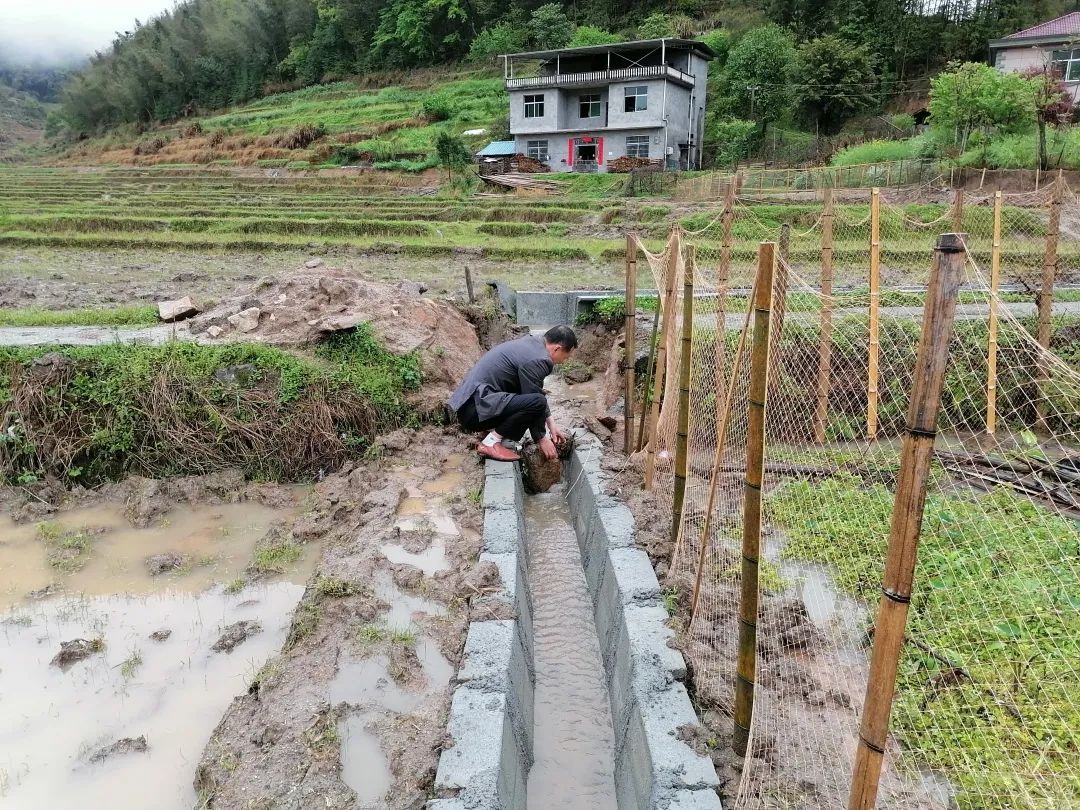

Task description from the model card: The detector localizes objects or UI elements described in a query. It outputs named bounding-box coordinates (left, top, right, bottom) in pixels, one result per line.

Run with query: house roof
left=504, top=38, right=716, bottom=62
left=476, top=140, right=516, bottom=157
left=1000, top=12, right=1080, bottom=42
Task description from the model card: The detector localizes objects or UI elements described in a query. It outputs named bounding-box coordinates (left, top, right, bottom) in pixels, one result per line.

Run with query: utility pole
left=748, top=84, right=760, bottom=121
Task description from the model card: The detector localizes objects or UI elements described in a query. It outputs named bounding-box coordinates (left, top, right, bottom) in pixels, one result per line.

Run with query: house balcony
left=506, top=65, right=694, bottom=90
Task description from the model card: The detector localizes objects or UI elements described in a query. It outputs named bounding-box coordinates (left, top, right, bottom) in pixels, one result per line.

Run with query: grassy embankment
left=0, top=326, right=421, bottom=485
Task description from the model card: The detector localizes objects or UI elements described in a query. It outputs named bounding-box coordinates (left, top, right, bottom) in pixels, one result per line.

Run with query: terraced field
left=2, top=166, right=1076, bottom=315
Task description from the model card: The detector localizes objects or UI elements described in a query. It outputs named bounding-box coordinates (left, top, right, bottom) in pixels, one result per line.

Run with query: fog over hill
left=0, top=0, right=173, bottom=68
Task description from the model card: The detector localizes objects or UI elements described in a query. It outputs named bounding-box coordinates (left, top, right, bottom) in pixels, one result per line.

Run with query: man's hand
left=539, top=436, right=557, bottom=461
left=546, top=417, right=565, bottom=445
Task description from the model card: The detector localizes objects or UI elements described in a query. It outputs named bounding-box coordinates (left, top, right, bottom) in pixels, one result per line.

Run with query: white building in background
left=989, top=12, right=1080, bottom=102
left=501, top=39, right=715, bottom=172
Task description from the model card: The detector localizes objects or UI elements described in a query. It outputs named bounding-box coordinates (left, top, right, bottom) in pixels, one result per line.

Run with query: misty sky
left=0, top=0, right=176, bottom=67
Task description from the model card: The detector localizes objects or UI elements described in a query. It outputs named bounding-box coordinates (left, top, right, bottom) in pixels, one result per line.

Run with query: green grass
left=0, top=305, right=159, bottom=327
left=119, top=649, right=143, bottom=679
left=830, top=139, right=918, bottom=166
left=770, top=478, right=1080, bottom=808
left=252, top=536, right=303, bottom=574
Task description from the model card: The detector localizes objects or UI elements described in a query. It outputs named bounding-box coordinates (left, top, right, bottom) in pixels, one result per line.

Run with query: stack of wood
left=608, top=156, right=663, bottom=173
left=480, top=173, right=563, bottom=191
left=510, top=154, right=551, bottom=173
left=936, top=450, right=1080, bottom=513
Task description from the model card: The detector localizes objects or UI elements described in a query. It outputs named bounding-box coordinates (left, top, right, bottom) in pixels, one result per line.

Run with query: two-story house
left=502, top=38, right=714, bottom=172
left=989, top=12, right=1080, bottom=102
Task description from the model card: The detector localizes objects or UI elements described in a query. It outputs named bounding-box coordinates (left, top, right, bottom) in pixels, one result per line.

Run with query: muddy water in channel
left=524, top=485, right=618, bottom=810
left=0, top=501, right=311, bottom=809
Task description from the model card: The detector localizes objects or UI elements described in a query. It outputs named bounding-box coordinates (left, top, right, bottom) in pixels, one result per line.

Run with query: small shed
left=475, top=140, right=517, bottom=174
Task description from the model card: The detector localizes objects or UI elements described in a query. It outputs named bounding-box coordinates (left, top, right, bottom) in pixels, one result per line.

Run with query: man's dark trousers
left=456, top=393, right=547, bottom=442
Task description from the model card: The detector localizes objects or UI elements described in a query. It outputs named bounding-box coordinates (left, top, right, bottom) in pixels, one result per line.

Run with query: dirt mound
left=188, top=267, right=483, bottom=411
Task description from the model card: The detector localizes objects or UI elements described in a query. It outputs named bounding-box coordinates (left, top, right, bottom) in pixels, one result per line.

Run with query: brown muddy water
left=524, top=485, right=618, bottom=810
left=0, top=500, right=312, bottom=809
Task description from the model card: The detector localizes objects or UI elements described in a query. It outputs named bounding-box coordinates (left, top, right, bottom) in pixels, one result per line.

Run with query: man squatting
left=448, top=326, right=578, bottom=462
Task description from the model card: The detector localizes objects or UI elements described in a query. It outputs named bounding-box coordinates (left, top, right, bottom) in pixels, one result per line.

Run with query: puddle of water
left=0, top=584, right=303, bottom=810
left=421, top=469, right=465, bottom=495
left=397, top=497, right=427, bottom=516
left=372, top=571, right=447, bottom=630
left=524, top=486, right=618, bottom=810
left=0, top=501, right=311, bottom=609
left=339, top=715, right=392, bottom=809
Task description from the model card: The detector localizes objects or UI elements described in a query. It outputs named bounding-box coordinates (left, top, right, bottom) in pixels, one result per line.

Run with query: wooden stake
left=625, top=233, right=638, bottom=454
left=1035, top=173, right=1063, bottom=432
left=645, top=226, right=682, bottom=489
left=986, top=191, right=1002, bottom=435
left=814, top=188, right=835, bottom=444
left=464, top=265, right=475, bottom=303
left=732, top=241, right=776, bottom=757
left=867, top=187, right=882, bottom=440
left=636, top=306, right=660, bottom=452
left=774, top=222, right=791, bottom=350
left=671, top=247, right=695, bottom=545
left=952, top=188, right=964, bottom=232
left=847, top=232, right=966, bottom=810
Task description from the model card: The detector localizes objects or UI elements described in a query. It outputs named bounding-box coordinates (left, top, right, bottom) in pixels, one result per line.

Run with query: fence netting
left=627, top=179, right=1079, bottom=809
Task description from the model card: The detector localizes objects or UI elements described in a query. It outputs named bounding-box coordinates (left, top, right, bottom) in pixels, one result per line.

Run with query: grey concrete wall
left=565, top=433, right=723, bottom=810
left=509, top=88, right=563, bottom=135
left=606, top=79, right=666, bottom=131
left=430, top=460, right=534, bottom=810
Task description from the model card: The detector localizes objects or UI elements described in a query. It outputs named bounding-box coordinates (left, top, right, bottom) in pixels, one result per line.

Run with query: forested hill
left=56, top=0, right=1071, bottom=134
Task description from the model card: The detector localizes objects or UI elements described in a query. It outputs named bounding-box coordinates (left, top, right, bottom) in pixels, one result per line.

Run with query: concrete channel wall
left=565, top=433, right=722, bottom=810
left=432, top=442, right=720, bottom=809
left=431, top=460, right=534, bottom=810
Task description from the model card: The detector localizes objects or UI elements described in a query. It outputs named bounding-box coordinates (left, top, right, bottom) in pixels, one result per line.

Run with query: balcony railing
left=506, top=65, right=694, bottom=89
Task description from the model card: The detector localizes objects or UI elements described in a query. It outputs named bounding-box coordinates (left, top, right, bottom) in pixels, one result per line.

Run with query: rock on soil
left=211, top=620, right=262, bottom=653
left=88, top=735, right=148, bottom=763
left=50, top=638, right=103, bottom=669
left=187, top=267, right=482, bottom=412
left=145, top=552, right=188, bottom=576
left=149, top=629, right=172, bottom=642
left=157, top=296, right=199, bottom=322
left=521, top=443, right=563, bottom=494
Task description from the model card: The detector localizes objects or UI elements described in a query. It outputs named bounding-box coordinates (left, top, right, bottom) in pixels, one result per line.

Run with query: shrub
left=207, top=130, right=225, bottom=147
left=568, top=26, right=620, bottom=47
left=891, top=113, right=915, bottom=133
left=181, top=121, right=204, bottom=138
left=133, top=136, right=169, bottom=155
left=274, top=123, right=327, bottom=149
left=830, top=139, right=917, bottom=166
left=420, top=95, right=452, bottom=122
left=468, top=22, right=527, bottom=62
left=705, top=117, right=756, bottom=167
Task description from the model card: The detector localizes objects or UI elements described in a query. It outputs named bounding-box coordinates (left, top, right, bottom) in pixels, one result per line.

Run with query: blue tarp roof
left=476, top=140, right=516, bottom=157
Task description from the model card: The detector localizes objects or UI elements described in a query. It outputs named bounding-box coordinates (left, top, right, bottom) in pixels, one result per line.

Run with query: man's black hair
left=544, top=325, right=578, bottom=349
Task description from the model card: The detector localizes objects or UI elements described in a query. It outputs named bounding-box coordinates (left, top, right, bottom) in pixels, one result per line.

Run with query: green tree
left=527, top=4, right=573, bottom=50
left=793, top=35, right=878, bottom=133
left=929, top=61, right=1034, bottom=152
left=636, top=11, right=696, bottom=39
left=568, top=26, right=621, bottom=47
left=717, top=25, right=797, bottom=129
left=435, top=129, right=472, bottom=181
left=468, top=22, right=527, bottom=62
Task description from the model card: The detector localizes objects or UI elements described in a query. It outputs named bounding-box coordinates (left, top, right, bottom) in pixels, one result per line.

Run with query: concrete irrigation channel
left=431, top=444, right=722, bottom=810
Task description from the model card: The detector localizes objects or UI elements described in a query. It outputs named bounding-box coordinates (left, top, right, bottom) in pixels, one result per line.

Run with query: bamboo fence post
left=986, top=191, right=1002, bottom=435
left=671, top=247, right=695, bottom=545
left=814, top=188, right=835, bottom=444
left=732, top=241, right=776, bottom=758
left=1035, top=172, right=1063, bottom=432
left=625, top=233, right=638, bottom=454
left=867, top=187, right=882, bottom=440
left=636, top=306, right=660, bottom=452
left=847, top=232, right=966, bottom=810
left=645, top=226, right=683, bottom=489
left=714, top=181, right=735, bottom=424
left=775, top=223, right=791, bottom=339
left=953, top=188, right=965, bottom=232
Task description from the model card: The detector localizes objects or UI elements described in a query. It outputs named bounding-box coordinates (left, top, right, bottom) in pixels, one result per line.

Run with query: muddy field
left=0, top=426, right=487, bottom=809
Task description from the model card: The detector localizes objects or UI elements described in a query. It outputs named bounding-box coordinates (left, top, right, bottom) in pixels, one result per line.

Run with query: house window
left=1052, top=48, right=1080, bottom=82
left=524, top=94, right=545, bottom=118
left=526, top=140, right=549, bottom=161
left=624, top=86, right=648, bottom=113
left=626, top=136, right=650, bottom=158
left=579, top=93, right=601, bottom=118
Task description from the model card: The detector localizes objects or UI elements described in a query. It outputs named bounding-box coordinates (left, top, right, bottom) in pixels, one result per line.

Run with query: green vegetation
left=0, top=305, right=158, bottom=327
left=119, top=650, right=144, bottom=679
left=830, top=139, right=918, bottom=166
left=223, top=577, right=247, bottom=594
left=37, top=521, right=95, bottom=574
left=770, top=478, right=1079, bottom=808
left=312, top=576, right=361, bottom=598
left=252, top=535, right=304, bottom=574
left=0, top=323, right=422, bottom=484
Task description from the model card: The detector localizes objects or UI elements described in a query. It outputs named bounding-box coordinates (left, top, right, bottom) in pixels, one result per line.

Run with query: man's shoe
left=478, top=442, right=520, bottom=462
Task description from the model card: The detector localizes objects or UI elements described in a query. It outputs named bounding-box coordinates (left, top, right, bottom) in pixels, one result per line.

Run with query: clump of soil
left=50, top=638, right=104, bottom=669
left=520, top=434, right=574, bottom=493
left=149, top=629, right=172, bottom=642
left=88, top=735, right=148, bottom=763
left=211, top=620, right=262, bottom=653
left=187, top=267, right=483, bottom=411
left=145, top=552, right=188, bottom=576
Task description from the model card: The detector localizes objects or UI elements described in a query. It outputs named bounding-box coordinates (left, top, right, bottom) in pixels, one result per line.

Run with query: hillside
left=0, top=84, right=50, bottom=162
left=57, top=69, right=506, bottom=170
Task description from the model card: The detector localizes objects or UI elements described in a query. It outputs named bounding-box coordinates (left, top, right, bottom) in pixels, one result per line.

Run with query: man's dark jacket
left=448, top=335, right=552, bottom=421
